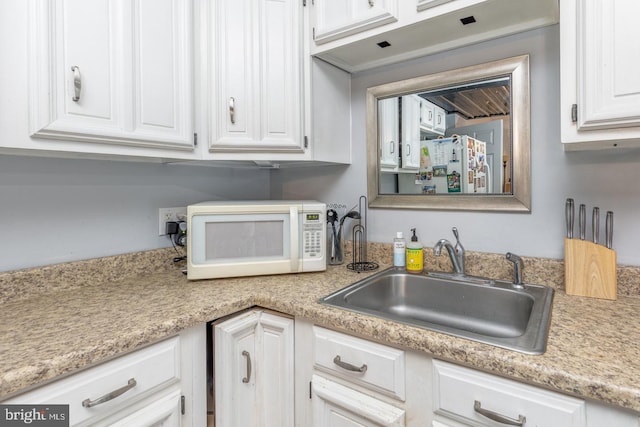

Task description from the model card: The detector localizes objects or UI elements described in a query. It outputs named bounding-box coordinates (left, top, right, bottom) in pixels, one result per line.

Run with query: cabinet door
left=214, top=310, right=294, bottom=427
left=312, top=375, right=405, bottom=427
left=214, top=310, right=259, bottom=427
left=433, top=106, right=446, bottom=134
left=258, top=312, right=295, bottom=427
left=420, top=100, right=435, bottom=130
left=209, top=0, right=304, bottom=153
left=379, top=97, right=399, bottom=169
left=29, top=0, right=194, bottom=151
left=401, top=95, right=421, bottom=169
left=131, top=0, right=194, bottom=147
left=36, top=0, right=124, bottom=136
left=313, top=0, right=399, bottom=44
left=560, top=0, right=640, bottom=148
left=575, top=0, right=640, bottom=131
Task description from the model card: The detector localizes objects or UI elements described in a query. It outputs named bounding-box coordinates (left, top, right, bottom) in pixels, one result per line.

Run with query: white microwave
left=187, top=200, right=326, bottom=280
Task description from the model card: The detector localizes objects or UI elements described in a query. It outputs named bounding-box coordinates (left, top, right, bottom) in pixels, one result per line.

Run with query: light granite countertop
left=1, top=247, right=639, bottom=414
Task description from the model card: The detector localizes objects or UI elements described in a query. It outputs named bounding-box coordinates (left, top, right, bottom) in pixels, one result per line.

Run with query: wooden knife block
left=564, top=238, right=617, bottom=300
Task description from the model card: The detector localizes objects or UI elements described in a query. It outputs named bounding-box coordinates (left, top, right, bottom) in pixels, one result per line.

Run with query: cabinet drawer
left=313, top=326, right=405, bottom=400
left=6, top=336, right=180, bottom=425
left=433, top=360, right=586, bottom=427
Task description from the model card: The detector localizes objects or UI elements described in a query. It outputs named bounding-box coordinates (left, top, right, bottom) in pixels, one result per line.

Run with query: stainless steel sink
left=320, top=268, right=554, bottom=354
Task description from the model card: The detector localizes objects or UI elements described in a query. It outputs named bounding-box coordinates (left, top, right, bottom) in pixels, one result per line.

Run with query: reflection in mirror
left=367, top=55, right=530, bottom=212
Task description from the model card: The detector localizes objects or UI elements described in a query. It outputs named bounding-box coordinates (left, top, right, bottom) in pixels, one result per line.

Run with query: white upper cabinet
left=311, top=0, right=559, bottom=73
left=312, top=0, right=399, bottom=45
left=560, top=0, right=640, bottom=150
left=416, top=0, right=453, bottom=13
left=29, top=0, right=195, bottom=152
left=202, top=0, right=352, bottom=165
left=207, top=0, right=304, bottom=154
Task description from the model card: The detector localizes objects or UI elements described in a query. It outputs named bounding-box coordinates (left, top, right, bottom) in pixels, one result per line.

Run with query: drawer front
left=313, top=326, right=405, bottom=400
left=433, top=360, right=586, bottom=427
left=6, top=336, right=180, bottom=425
left=312, top=374, right=405, bottom=427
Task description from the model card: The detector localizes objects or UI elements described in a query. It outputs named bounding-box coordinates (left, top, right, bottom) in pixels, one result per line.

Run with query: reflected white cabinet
left=379, top=97, right=400, bottom=170
left=561, top=0, right=640, bottom=150
left=28, top=0, right=194, bottom=151
left=207, top=0, right=304, bottom=154
left=420, top=99, right=445, bottom=136
left=433, top=105, right=446, bottom=134
left=214, top=309, right=294, bottom=427
left=311, top=0, right=399, bottom=45
left=401, top=95, right=422, bottom=170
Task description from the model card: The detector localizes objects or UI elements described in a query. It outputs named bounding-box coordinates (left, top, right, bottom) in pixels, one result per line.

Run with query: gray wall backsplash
left=272, top=24, right=640, bottom=267
left=0, top=155, right=270, bottom=271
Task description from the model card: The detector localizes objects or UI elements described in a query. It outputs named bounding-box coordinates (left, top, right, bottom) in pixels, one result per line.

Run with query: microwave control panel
left=303, top=212, right=323, bottom=257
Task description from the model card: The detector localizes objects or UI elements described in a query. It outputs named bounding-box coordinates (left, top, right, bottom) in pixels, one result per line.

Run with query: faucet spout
left=433, top=238, right=464, bottom=274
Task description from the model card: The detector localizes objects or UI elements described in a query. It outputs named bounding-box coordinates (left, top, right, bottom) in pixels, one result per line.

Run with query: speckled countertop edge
left=1, top=246, right=639, bottom=413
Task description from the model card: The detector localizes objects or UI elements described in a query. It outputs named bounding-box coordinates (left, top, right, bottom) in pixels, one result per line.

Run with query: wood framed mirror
left=366, top=55, right=530, bottom=212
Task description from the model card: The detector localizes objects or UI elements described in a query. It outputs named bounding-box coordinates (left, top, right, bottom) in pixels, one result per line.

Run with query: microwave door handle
left=290, top=207, right=300, bottom=271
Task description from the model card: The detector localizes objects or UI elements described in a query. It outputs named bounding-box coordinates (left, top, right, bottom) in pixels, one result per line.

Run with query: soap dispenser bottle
left=406, top=228, right=423, bottom=274
left=393, top=232, right=406, bottom=269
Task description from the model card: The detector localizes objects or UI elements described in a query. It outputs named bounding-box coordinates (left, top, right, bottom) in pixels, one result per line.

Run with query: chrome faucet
left=433, top=227, right=465, bottom=274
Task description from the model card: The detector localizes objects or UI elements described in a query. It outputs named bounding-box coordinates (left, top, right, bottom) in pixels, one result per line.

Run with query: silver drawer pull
left=82, top=378, right=137, bottom=408
left=71, top=66, right=81, bottom=102
left=368, top=0, right=374, bottom=6
left=474, top=400, right=526, bottom=426
left=333, top=355, right=367, bottom=373
left=242, top=350, right=252, bottom=383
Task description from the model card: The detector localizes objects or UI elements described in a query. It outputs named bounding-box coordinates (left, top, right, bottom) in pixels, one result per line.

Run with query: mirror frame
left=366, top=55, right=531, bottom=212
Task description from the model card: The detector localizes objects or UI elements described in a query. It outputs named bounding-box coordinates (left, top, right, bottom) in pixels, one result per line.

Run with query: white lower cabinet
left=213, top=309, right=294, bottom=427
left=294, top=319, right=639, bottom=427
left=3, top=324, right=206, bottom=427
left=295, top=319, right=432, bottom=427
left=432, top=360, right=586, bottom=426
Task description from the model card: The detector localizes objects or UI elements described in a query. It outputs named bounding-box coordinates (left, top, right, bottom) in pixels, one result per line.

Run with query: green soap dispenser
left=406, top=228, right=423, bottom=274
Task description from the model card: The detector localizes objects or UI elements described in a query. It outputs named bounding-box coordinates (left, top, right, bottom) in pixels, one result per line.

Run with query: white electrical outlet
left=158, top=207, right=187, bottom=236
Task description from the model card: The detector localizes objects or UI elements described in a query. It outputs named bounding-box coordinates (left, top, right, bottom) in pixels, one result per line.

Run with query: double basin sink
left=320, top=268, right=554, bottom=354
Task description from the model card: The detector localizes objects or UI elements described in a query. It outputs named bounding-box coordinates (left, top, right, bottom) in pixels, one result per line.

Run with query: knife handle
left=592, top=207, right=600, bottom=244
left=579, top=204, right=586, bottom=240
left=565, top=198, right=574, bottom=239
left=606, top=211, right=613, bottom=249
